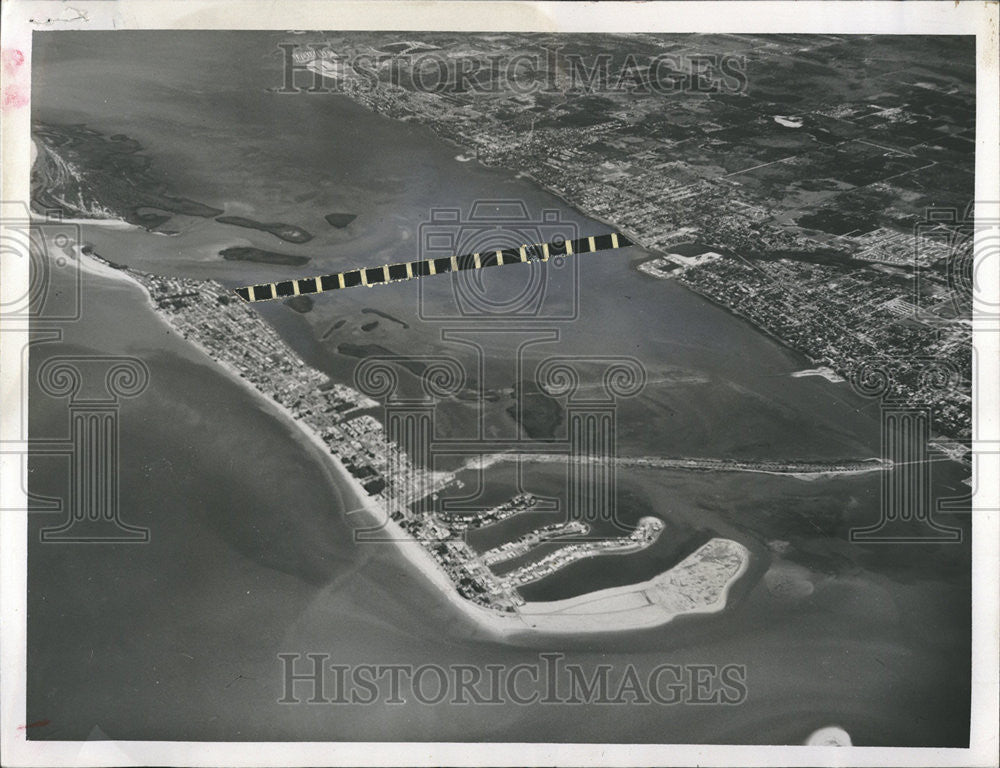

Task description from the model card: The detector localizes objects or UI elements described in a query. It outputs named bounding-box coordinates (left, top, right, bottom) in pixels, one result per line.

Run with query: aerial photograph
left=23, top=29, right=974, bottom=748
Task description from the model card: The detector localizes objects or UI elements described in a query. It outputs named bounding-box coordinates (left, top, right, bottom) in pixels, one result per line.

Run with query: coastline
left=19, top=39, right=978, bottom=747
left=70, top=244, right=530, bottom=637
left=675, top=277, right=843, bottom=374
left=173, top=342, right=752, bottom=635
left=66, top=243, right=753, bottom=637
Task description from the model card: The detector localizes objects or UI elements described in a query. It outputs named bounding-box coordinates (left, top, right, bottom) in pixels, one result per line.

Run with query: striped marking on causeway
left=234, top=232, right=635, bottom=303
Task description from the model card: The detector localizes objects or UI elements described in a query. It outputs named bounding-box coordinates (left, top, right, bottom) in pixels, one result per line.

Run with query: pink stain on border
left=2, top=83, right=28, bottom=111
left=17, top=719, right=50, bottom=730
left=1, top=49, right=28, bottom=112
left=2, top=48, right=25, bottom=72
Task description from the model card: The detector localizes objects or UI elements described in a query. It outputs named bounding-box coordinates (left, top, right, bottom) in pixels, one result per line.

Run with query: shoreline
left=469, top=452, right=888, bottom=478
left=65, top=242, right=753, bottom=637
left=675, top=276, right=846, bottom=375
left=367, top=114, right=967, bottom=456
left=167, top=314, right=753, bottom=636
left=172, top=342, right=753, bottom=635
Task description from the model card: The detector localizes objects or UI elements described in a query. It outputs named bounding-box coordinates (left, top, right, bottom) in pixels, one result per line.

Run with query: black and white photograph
left=1, top=2, right=997, bottom=766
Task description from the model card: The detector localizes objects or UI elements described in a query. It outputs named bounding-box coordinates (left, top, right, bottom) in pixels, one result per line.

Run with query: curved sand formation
left=515, top=538, right=750, bottom=633
left=805, top=726, right=853, bottom=746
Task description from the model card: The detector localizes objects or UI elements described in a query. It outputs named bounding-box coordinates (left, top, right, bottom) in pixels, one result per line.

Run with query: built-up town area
left=297, top=33, right=974, bottom=452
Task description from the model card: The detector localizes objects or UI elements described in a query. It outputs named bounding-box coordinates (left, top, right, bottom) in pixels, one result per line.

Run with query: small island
left=220, top=246, right=310, bottom=266
left=30, top=123, right=225, bottom=228
left=216, top=215, right=313, bottom=244
left=361, top=307, right=409, bottom=328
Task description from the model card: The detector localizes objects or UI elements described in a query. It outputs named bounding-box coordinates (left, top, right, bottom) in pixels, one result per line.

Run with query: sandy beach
left=790, top=366, right=847, bottom=384
left=517, top=538, right=751, bottom=633
left=190, top=343, right=751, bottom=636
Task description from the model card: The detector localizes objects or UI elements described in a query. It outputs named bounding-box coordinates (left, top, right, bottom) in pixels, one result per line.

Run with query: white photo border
left=1, top=2, right=997, bottom=766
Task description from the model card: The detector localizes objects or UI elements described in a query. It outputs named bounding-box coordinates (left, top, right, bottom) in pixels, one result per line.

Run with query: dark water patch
left=508, top=379, right=563, bottom=439
left=361, top=307, right=409, bottom=328
left=321, top=318, right=347, bottom=340
left=325, top=212, right=357, bottom=228
left=516, top=526, right=716, bottom=602
left=283, top=295, right=313, bottom=313
left=220, top=246, right=310, bottom=266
